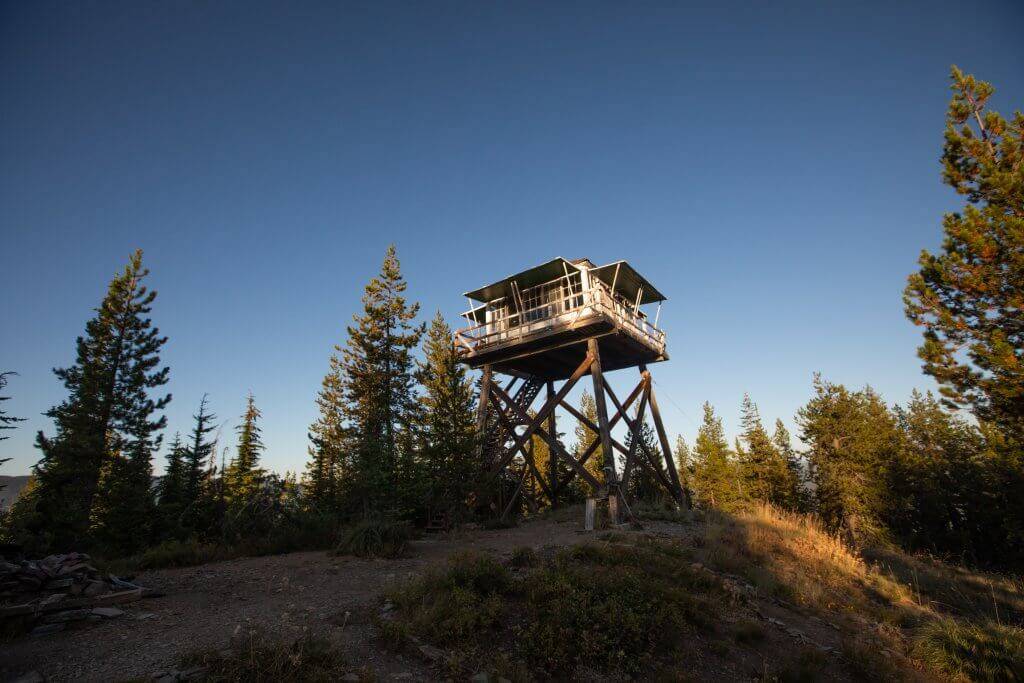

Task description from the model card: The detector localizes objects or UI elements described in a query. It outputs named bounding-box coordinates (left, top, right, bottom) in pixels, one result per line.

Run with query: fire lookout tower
left=455, top=257, right=690, bottom=522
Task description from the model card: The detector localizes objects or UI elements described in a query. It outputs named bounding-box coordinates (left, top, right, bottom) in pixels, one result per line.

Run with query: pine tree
left=336, top=245, right=423, bottom=515
left=674, top=435, right=692, bottom=493
left=0, top=372, right=26, bottom=493
left=573, top=390, right=605, bottom=493
left=30, top=250, right=170, bottom=551
left=416, top=312, right=478, bottom=513
left=736, top=395, right=797, bottom=508
left=904, top=67, right=1024, bottom=443
left=625, top=420, right=665, bottom=502
left=155, top=433, right=187, bottom=537
left=306, top=338, right=348, bottom=512
left=691, top=402, right=742, bottom=509
left=771, top=419, right=806, bottom=511
left=225, top=393, right=265, bottom=510
left=182, top=395, right=217, bottom=532
left=796, top=375, right=901, bottom=544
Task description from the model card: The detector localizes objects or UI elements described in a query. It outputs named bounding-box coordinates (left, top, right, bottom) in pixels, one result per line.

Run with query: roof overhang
left=463, top=257, right=582, bottom=303
left=588, top=261, right=666, bottom=304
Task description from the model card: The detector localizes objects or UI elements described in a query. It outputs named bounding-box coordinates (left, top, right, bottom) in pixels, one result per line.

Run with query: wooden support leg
left=475, top=365, right=492, bottom=462
left=588, top=338, right=620, bottom=522
left=642, top=365, right=692, bottom=509
left=546, top=381, right=558, bottom=509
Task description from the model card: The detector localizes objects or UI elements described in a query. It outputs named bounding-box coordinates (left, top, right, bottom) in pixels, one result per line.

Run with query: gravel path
left=1, top=512, right=591, bottom=682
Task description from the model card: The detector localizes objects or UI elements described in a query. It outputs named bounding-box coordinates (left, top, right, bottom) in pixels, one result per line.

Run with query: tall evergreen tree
left=771, top=419, right=806, bottom=511
left=573, top=390, right=605, bottom=492
left=305, top=338, right=348, bottom=512
left=904, top=67, right=1024, bottom=442
left=182, top=395, right=217, bottom=531
left=674, top=435, right=692, bottom=494
left=625, top=420, right=665, bottom=502
left=416, top=311, right=477, bottom=513
left=0, top=372, right=26, bottom=493
left=156, top=433, right=187, bottom=536
left=691, top=402, right=742, bottom=509
left=225, top=393, right=265, bottom=509
left=796, top=375, right=901, bottom=543
left=736, top=395, right=798, bottom=508
left=336, top=245, right=423, bottom=515
left=30, top=250, right=170, bottom=551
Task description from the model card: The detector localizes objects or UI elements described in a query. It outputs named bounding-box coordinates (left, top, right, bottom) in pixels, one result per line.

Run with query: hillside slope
left=2, top=505, right=1021, bottom=682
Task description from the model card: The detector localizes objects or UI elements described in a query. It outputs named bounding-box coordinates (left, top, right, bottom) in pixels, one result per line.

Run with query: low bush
left=509, top=546, right=539, bottom=568
left=380, top=535, right=725, bottom=679
left=335, top=518, right=416, bottom=559
left=183, top=627, right=351, bottom=682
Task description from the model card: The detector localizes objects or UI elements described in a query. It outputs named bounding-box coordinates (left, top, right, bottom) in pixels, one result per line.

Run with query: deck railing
left=455, top=272, right=665, bottom=356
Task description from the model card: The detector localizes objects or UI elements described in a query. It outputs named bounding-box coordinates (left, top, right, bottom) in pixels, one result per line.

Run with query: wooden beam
left=588, top=338, right=617, bottom=483
left=620, top=385, right=650, bottom=495
left=486, top=353, right=594, bottom=476
left=490, top=382, right=602, bottom=492
left=487, top=391, right=555, bottom=503
left=546, top=381, right=558, bottom=507
left=645, top=368, right=691, bottom=508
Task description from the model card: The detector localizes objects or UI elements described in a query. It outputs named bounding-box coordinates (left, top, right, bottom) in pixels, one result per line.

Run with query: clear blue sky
left=2, top=1, right=1022, bottom=476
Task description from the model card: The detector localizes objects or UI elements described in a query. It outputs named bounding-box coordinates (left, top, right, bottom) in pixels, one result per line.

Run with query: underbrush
left=183, top=628, right=352, bottom=682
left=335, top=518, right=416, bottom=559
left=380, top=535, right=728, bottom=679
left=691, top=503, right=1024, bottom=681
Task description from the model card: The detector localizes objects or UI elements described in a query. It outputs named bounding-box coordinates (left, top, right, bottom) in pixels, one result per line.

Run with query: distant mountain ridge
left=0, top=475, right=31, bottom=511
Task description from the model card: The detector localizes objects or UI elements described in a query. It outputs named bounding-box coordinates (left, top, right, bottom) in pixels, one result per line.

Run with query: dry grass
left=690, top=503, right=1024, bottom=681
left=182, top=627, right=353, bottom=682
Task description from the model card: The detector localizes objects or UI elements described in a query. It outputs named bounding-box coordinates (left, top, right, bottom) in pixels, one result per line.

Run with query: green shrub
left=381, top=536, right=725, bottom=679
left=335, top=518, right=416, bottom=559
left=385, top=551, right=510, bottom=645
left=914, top=618, right=1024, bottom=682
left=184, top=628, right=350, bottom=682
left=509, top=546, right=539, bottom=568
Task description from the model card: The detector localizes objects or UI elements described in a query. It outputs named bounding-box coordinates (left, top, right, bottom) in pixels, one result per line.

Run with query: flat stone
left=91, top=607, right=124, bottom=618
left=30, top=623, right=66, bottom=636
left=42, top=608, right=91, bottom=623
left=83, top=580, right=109, bottom=597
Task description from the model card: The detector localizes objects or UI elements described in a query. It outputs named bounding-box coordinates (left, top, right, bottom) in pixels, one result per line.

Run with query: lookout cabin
left=455, top=258, right=668, bottom=380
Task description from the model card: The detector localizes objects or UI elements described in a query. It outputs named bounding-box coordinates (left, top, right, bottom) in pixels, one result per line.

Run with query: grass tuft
left=914, top=618, right=1024, bottom=682
left=335, top=518, right=415, bottom=559
left=184, top=628, right=350, bottom=682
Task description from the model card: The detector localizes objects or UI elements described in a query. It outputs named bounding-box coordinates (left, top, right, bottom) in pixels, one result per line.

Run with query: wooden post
left=588, top=340, right=616, bottom=484
left=643, top=365, right=691, bottom=509
left=546, top=381, right=558, bottom=508
left=585, top=498, right=596, bottom=531
left=588, top=338, right=619, bottom=522
left=475, top=365, right=492, bottom=460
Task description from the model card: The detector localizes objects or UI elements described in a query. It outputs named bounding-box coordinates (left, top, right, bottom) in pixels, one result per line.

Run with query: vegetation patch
left=183, top=628, right=352, bottom=682
left=380, top=535, right=727, bottom=679
left=914, top=619, right=1024, bottom=682
left=335, top=518, right=416, bottom=559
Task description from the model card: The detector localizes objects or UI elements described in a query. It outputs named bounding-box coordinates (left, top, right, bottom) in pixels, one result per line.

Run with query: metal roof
left=588, top=261, right=666, bottom=304
left=462, top=257, right=582, bottom=303
left=463, top=257, right=666, bottom=306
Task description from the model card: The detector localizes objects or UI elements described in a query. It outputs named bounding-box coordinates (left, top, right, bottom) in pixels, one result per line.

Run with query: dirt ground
left=1, top=511, right=849, bottom=682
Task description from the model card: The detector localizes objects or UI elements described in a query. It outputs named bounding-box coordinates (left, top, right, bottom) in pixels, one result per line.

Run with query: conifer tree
left=306, top=341, right=348, bottom=512
left=625, top=420, right=664, bottom=502
left=573, top=390, right=605, bottom=491
left=182, top=395, right=217, bottom=530
left=674, top=435, right=692, bottom=493
left=904, top=67, right=1024, bottom=442
left=771, top=419, right=806, bottom=511
left=691, top=402, right=742, bottom=509
left=737, top=395, right=797, bottom=508
left=30, top=250, right=170, bottom=551
left=0, top=372, right=25, bottom=493
left=416, top=312, right=477, bottom=512
left=225, top=393, right=265, bottom=509
left=796, top=375, right=901, bottom=543
left=156, top=433, right=187, bottom=536
left=336, top=245, right=423, bottom=515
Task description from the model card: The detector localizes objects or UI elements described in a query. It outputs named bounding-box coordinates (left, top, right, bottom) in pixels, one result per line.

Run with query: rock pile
left=1, top=552, right=160, bottom=636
